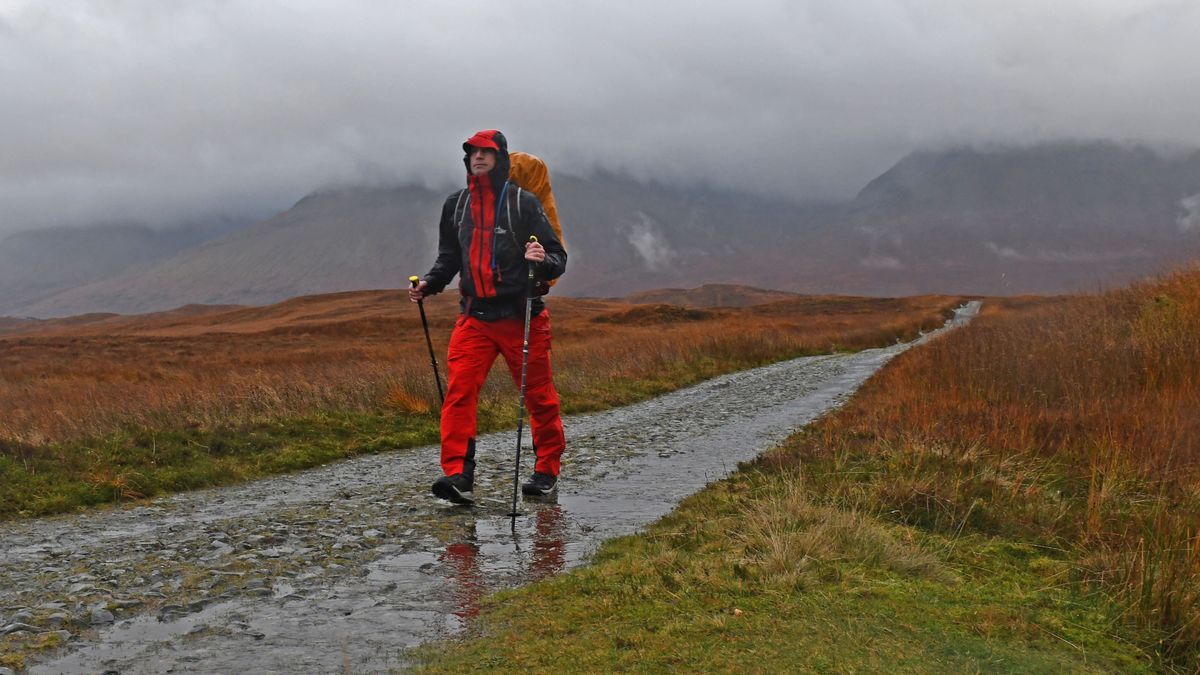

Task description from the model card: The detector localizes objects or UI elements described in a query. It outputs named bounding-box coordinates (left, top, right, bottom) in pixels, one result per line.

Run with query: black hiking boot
left=521, top=472, right=557, bottom=496
left=432, top=473, right=474, bottom=505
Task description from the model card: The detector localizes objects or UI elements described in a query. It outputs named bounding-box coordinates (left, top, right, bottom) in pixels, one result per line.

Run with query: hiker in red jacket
left=409, top=130, right=567, bottom=504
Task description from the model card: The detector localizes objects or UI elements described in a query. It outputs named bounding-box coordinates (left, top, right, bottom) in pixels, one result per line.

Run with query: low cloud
left=1179, top=192, right=1200, bottom=233
left=627, top=212, right=675, bottom=269
left=3, top=1, right=1200, bottom=235
left=859, top=255, right=904, bottom=270
left=985, top=242, right=1027, bottom=260
left=986, top=241, right=1150, bottom=262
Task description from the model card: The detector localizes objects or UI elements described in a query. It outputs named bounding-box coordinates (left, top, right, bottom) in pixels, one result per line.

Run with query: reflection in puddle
left=439, top=502, right=567, bottom=623
left=441, top=538, right=483, bottom=622
left=529, top=503, right=567, bottom=583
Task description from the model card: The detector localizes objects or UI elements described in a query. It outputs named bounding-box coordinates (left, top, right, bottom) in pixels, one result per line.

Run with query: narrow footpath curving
left=2, top=302, right=980, bottom=674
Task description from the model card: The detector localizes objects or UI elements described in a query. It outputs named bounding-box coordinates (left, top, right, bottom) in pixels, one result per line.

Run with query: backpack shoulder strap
left=510, top=187, right=532, bottom=243
left=453, top=188, right=469, bottom=227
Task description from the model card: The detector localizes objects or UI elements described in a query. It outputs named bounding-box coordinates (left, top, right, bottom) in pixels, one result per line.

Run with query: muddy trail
left=2, top=303, right=979, bottom=674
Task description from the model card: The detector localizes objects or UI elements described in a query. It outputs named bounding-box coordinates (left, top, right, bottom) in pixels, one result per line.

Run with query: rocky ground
left=1, top=303, right=978, bottom=674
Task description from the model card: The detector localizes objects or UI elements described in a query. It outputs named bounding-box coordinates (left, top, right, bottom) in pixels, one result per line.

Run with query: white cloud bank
left=2, top=0, right=1200, bottom=234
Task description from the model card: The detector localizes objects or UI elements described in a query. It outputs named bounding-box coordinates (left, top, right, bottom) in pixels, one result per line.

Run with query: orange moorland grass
left=0, top=291, right=963, bottom=446
left=762, top=265, right=1200, bottom=663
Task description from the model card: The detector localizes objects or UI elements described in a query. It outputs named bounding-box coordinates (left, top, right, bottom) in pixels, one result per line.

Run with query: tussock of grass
left=735, top=476, right=947, bottom=587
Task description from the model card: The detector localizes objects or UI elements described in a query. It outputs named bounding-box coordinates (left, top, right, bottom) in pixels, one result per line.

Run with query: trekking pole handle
left=409, top=275, right=420, bottom=288
left=527, top=237, right=538, bottom=280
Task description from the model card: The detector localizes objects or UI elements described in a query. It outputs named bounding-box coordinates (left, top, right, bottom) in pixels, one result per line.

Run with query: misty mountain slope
left=11, top=141, right=1200, bottom=316
left=18, top=187, right=445, bottom=317
left=550, top=173, right=830, bottom=296
left=823, top=142, right=1200, bottom=295
left=622, top=284, right=800, bottom=308
left=0, top=222, right=240, bottom=316
left=17, top=175, right=830, bottom=316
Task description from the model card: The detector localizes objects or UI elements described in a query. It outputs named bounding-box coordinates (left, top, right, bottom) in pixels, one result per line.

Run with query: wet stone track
left=2, top=303, right=979, bottom=673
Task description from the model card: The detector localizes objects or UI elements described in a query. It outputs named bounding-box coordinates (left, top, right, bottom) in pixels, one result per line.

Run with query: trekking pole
left=508, top=236, right=539, bottom=521
left=409, top=276, right=445, bottom=406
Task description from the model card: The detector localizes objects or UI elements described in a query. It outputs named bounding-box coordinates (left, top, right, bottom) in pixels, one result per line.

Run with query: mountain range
left=3, top=140, right=1199, bottom=317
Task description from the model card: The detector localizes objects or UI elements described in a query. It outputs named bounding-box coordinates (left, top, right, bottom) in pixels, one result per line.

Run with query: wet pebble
left=2, top=622, right=44, bottom=635
left=260, top=546, right=294, bottom=558
left=206, top=542, right=235, bottom=558
left=186, top=599, right=213, bottom=613
left=89, top=607, right=115, bottom=625
left=157, top=605, right=185, bottom=619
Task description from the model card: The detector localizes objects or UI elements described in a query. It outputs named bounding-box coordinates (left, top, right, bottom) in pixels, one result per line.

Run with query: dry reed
left=776, top=265, right=1200, bottom=662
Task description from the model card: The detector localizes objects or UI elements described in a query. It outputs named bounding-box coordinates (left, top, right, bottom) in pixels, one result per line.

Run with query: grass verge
left=414, top=466, right=1155, bottom=673
left=416, top=266, right=1200, bottom=672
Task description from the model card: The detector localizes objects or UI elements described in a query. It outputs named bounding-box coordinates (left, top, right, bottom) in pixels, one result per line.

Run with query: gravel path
left=1, top=302, right=979, bottom=674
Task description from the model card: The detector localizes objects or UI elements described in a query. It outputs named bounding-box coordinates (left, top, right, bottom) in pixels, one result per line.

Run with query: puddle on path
left=6, top=303, right=979, bottom=674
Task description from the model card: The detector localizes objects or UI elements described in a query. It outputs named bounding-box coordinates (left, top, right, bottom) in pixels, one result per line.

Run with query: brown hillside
left=622, top=284, right=798, bottom=308
left=0, top=287, right=967, bottom=444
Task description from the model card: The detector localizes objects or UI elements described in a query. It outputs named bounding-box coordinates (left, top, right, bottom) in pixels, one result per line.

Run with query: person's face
left=468, top=147, right=496, bottom=175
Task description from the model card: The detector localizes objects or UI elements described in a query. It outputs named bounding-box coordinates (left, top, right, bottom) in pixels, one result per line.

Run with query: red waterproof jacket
left=422, top=130, right=567, bottom=320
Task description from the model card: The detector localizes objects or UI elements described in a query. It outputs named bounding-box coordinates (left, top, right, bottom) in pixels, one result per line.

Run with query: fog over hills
left=3, top=141, right=1200, bottom=317
left=827, top=141, right=1200, bottom=295
left=0, top=219, right=244, bottom=315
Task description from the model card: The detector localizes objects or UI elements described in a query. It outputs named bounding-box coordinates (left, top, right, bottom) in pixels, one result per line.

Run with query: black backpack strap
left=453, top=188, right=469, bottom=227
left=510, top=187, right=531, bottom=242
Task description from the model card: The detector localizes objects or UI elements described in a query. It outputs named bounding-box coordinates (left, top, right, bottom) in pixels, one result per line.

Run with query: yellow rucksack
left=509, top=152, right=565, bottom=286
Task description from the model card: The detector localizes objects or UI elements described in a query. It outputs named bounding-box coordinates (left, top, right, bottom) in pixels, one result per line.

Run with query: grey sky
left=2, top=0, right=1198, bottom=235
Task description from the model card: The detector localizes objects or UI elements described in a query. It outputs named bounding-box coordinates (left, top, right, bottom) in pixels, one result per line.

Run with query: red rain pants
left=440, top=310, right=565, bottom=477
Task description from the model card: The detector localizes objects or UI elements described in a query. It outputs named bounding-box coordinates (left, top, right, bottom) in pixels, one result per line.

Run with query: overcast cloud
left=2, top=0, right=1199, bottom=235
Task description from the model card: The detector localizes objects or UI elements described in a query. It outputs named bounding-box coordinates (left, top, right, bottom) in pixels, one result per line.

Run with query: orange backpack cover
left=509, top=152, right=566, bottom=286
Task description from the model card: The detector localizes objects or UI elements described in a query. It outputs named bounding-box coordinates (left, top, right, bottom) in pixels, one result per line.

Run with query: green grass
left=0, top=411, right=437, bottom=518
left=414, top=459, right=1158, bottom=673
